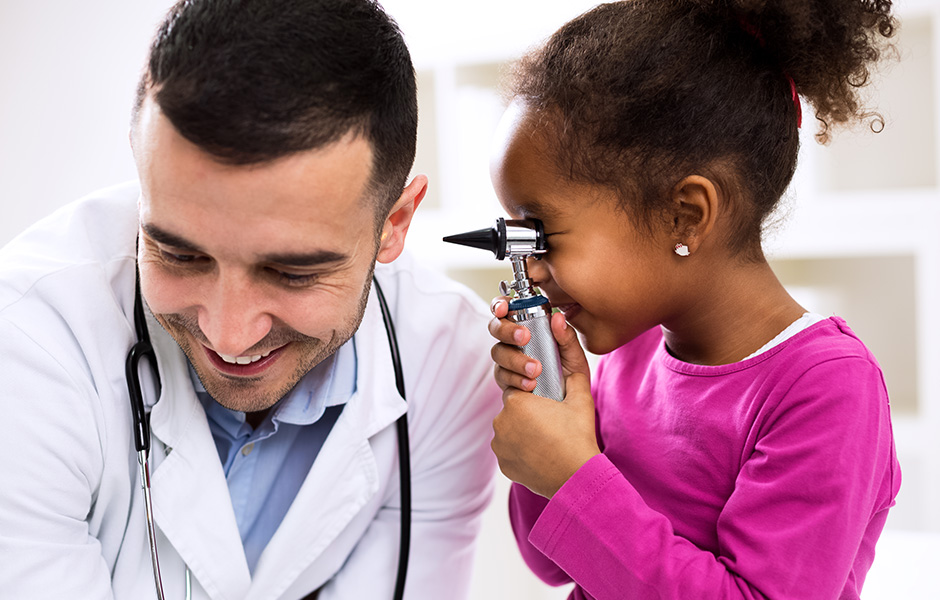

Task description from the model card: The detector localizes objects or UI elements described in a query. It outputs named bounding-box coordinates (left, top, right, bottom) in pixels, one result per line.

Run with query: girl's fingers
left=488, top=316, right=530, bottom=347
left=493, top=364, right=537, bottom=394
left=491, top=342, right=541, bottom=380
left=488, top=296, right=531, bottom=346
left=490, top=296, right=510, bottom=318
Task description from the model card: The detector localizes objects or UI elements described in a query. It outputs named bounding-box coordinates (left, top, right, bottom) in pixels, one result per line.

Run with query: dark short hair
left=133, top=0, right=417, bottom=222
left=508, top=0, right=896, bottom=260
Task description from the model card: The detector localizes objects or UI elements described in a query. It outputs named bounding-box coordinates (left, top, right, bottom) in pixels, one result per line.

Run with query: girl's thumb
left=550, top=311, right=591, bottom=378
left=565, top=371, right=593, bottom=401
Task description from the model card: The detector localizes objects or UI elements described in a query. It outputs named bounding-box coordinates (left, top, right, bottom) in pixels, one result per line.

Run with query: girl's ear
left=668, top=175, right=719, bottom=255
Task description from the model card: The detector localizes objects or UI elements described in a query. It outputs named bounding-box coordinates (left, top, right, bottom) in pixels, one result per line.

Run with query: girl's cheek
left=546, top=257, right=576, bottom=287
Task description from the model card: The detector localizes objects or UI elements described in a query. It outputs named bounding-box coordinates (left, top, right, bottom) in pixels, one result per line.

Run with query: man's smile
left=202, top=343, right=287, bottom=377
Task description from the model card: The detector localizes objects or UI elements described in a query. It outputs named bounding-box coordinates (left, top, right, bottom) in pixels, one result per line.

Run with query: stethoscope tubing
left=373, top=278, right=412, bottom=600
left=126, top=271, right=410, bottom=600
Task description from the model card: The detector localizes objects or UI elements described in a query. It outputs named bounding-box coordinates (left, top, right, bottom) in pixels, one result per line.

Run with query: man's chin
left=204, top=389, right=276, bottom=414
left=195, top=368, right=299, bottom=414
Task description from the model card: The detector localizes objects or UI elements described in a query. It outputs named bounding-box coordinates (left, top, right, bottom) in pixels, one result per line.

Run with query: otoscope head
left=443, top=218, right=546, bottom=261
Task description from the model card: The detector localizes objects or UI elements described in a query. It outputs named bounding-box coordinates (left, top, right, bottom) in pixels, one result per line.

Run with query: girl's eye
left=539, top=232, right=561, bottom=258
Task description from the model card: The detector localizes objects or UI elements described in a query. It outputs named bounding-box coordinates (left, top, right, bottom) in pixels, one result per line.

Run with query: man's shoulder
left=369, top=250, right=501, bottom=445
left=374, top=251, right=491, bottom=325
left=0, top=182, right=140, bottom=383
left=370, top=251, right=495, bottom=376
left=0, top=181, right=140, bottom=314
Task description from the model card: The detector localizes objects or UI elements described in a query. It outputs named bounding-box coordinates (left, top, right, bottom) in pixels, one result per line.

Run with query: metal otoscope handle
left=445, top=218, right=566, bottom=401
left=507, top=295, right=565, bottom=401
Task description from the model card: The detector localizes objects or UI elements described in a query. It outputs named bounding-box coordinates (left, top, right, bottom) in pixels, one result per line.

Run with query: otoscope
left=444, top=218, right=565, bottom=402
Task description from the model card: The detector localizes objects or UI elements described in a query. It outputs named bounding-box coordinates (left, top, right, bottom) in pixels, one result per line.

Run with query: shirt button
left=241, top=443, right=254, bottom=456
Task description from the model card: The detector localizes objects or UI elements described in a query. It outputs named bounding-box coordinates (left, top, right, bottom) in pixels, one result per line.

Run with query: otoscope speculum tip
left=442, top=223, right=507, bottom=260
left=442, top=218, right=546, bottom=261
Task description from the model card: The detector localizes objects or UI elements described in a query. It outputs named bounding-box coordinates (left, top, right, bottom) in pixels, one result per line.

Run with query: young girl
left=486, top=1, right=901, bottom=598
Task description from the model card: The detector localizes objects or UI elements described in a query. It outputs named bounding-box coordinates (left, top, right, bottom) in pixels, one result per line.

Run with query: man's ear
left=668, top=175, right=719, bottom=255
left=376, top=174, right=428, bottom=264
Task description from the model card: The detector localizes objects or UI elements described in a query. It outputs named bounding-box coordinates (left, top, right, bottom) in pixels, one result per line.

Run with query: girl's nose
left=525, top=254, right=550, bottom=287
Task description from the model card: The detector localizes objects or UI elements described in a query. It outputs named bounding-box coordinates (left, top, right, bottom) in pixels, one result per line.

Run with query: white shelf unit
left=396, top=4, right=940, bottom=596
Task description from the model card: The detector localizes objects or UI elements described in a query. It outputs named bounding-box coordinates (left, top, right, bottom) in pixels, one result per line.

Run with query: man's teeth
left=216, top=349, right=273, bottom=365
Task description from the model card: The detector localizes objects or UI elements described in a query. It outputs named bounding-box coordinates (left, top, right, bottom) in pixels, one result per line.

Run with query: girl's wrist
left=542, top=448, right=602, bottom=499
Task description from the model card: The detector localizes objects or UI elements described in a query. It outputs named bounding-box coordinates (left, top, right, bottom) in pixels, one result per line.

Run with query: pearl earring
left=674, top=243, right=690, bottom=257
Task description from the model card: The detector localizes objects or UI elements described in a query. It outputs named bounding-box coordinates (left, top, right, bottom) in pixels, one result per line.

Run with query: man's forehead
left=136, top=95, right=375, bottom=186
left=138, top=112, right=376, bottom=208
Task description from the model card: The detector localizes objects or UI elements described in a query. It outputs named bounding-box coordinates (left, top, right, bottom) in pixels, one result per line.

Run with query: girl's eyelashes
left=541, top=232, right=561, bottom=256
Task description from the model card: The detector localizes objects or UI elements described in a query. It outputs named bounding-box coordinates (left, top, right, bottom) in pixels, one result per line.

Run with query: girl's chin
left=574, top=326, right=621, bottom=357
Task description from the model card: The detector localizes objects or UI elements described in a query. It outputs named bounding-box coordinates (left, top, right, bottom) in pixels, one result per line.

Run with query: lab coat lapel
left=146, top=314, right=253, bottom=600
left=249, top=286, right=407, bottom=599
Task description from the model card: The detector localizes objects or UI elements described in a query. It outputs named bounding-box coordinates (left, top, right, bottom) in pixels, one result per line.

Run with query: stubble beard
left=151, top=267, right=375, bottom=414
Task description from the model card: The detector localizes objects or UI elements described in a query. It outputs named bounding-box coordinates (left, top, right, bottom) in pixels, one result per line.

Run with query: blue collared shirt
left=190, top=340, right=357, bottom=574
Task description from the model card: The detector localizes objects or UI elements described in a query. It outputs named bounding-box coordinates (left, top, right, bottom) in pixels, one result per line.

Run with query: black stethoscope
left=126, top=271, right=411, bottom=600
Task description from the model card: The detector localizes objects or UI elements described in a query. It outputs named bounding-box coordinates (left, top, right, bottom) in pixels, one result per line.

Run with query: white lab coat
left=0, top=182, right=502, bottom=600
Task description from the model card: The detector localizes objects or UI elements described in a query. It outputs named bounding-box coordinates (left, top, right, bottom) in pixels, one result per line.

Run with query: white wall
left=0, top=0, right=173, bottom=245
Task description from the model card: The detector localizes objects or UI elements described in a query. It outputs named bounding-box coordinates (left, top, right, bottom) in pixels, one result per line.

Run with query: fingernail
left=525, top=362, right=538, bottom=378
left=514, top=329, right=527, bottom=344
left=521, top=378, right=535, bottom=390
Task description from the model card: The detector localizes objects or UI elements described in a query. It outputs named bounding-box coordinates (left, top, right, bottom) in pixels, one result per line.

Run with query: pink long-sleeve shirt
left=509, top=317, right=901, bottom=599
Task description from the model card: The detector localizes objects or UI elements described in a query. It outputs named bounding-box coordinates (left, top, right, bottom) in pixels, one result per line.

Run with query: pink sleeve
left=508, top=482, right=572, bottom=586
left=519, top=357, right=899, bottom=600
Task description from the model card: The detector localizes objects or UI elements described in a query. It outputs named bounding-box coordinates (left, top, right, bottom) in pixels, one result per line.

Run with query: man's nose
left=197, top=270, right=273, bottom=356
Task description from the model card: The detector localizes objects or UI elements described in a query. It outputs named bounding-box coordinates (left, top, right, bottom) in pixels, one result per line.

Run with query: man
left=0, top=1, right=500, bottom=598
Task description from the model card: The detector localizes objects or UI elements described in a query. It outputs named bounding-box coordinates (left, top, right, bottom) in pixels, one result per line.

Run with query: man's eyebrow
left=260, top=250, right=350, bottom=268
left=142, top=223, right=348, bottom=267
left=141, top=223, right=205, bottom=253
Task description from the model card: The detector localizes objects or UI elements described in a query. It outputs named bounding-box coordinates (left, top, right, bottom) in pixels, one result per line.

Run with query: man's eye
left=159, top=249, right=197, bottom=263
left=269, top=268, right=319, bottom=287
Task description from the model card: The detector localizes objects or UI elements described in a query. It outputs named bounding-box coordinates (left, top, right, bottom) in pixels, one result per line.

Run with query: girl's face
left=489, top=103, right=682, bottom=355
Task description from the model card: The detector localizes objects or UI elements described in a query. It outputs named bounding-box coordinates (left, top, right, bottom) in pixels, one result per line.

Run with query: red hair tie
left=738, top=15, right=802, bottom=129
left=787, top=75, right=802, bottom=128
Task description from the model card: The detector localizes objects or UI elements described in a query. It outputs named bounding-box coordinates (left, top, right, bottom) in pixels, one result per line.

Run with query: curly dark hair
left=507, top=0, right=897, bottom=259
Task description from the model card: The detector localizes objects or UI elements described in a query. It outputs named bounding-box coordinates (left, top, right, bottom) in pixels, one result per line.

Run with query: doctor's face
left=132, top=98, right=390, bottom=416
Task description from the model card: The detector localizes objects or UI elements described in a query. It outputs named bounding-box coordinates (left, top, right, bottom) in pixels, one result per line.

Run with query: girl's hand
left=488, top=298, right=601, bottom=498
left=487, top=297, right=592, bottom=390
